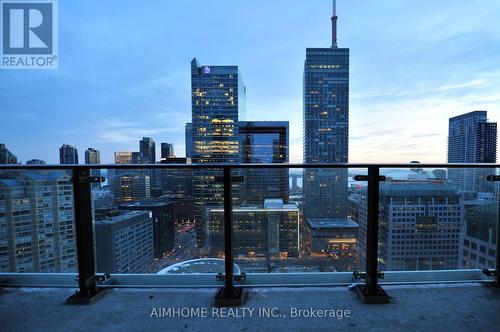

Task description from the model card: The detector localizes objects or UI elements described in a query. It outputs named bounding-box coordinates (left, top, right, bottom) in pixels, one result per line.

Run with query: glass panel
left=93, top=167, right=224, bottom=275
left=0, top=169, right=77, bottom=273
left=374, top=167, right=498, bottom=272
left=227, top=167, right=365, bottom=274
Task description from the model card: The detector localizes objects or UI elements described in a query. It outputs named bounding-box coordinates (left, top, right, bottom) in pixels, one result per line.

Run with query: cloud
left=96, top=118, right=184, bottom=144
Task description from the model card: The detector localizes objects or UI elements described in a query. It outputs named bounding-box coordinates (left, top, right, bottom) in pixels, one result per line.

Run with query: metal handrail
left=0, top=162, right=500, bottom=170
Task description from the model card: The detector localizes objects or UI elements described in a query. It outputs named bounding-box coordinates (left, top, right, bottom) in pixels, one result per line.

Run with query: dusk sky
left=1, top=0, right=500, bottom=164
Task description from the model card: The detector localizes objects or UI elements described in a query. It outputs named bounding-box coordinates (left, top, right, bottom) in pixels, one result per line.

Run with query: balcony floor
left=1, top=283, right=500, bottom=332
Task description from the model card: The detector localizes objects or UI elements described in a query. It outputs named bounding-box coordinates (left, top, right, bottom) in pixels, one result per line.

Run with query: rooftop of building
left=120, top=197, right=172, bottom=208
left=379, top=182, right=458, bottom=196
left=449, top=110, right=488, bottom=121
left=210, top=199, right=299, bottom=213
left=307, top=217, right=358, bottom=229
left=95, top=210, right=149, bottom=225
left=238, top=121, right=289, bottom=127
left=0, top=171, right=69, bottom=187
left=1, top=284, right=498, bottom=331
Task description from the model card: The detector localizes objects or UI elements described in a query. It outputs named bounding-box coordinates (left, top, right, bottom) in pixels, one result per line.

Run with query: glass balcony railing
left=0, top=163, right=498, bottom=304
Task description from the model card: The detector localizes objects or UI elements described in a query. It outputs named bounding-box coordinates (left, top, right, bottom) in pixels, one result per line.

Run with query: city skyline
left=1, top=0, right=500, bottom=164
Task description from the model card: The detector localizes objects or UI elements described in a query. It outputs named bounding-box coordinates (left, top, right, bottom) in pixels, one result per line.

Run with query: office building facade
left=239, top=121, right=289, bottom=205
left=159, top=157, right=192, bottom=198
left=112, top=174, right=151, bottom=204
left=120, top=199, right=176, bottom=259
left=303, top=2, right=349, bottom=219
left=358, top=182, right=463, bottom=271
left=95, top=211, right=154, bottom=273
left=190, top=57, right=246, bottom=247
left=185, top=123, right=193, bottom=158
left=206, top=199, right=299, bottom=257
left=461, top=203, right=497, bottom=269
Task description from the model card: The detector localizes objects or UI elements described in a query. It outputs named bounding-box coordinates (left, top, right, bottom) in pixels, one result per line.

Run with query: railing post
left=355, top=166, right=390, bottom=304
left=215, top=167, right=245, bottom=306
left=485, top=174, right=500, bottom=288
left=67, top=167, right=108, bottom=304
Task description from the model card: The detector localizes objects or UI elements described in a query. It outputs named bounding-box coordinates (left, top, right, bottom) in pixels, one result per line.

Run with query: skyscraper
left=0, top=171, right=76, bottom=272
left=185, top=123, right=193, bottom=158
left=239, top=121, right=289, bottom=204
left=140, top=137, right=156, bottom=164
left=0, top=144, right=18, bottom=164
left=303, top=0, right=349, bottom=218
left=59, top=144, right=78, bottom=164
left=190, top=58, right=245, bottom=164
left=84, top=148, right=100, bottom=164
left=448, top=111, right=497, bottom=192
left=85, top=148, right=101, bottom=188
left=190, top=57, right=246, bottom=247
left=160, top=143, right=175, bottom=160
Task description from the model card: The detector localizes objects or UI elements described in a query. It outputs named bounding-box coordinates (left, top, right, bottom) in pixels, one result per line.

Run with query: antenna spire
left=331, top=0, right=338, bottom=48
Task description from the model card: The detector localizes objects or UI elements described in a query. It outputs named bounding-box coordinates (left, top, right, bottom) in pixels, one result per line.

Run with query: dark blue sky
left=1, top=0, right=499, bottom=163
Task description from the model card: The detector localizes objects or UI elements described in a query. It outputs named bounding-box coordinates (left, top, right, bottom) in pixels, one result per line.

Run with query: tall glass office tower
left=239, top=121, right=289, bottom=205
left=140, top=137, right=156, bottom=164
left=190, top=58, right=246, bottom=247
left=303, top=0, right=349, bottom=218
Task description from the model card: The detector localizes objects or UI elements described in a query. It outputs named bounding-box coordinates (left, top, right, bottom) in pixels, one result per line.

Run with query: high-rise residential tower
left=0, top=171, right=76, bottom=272
left=190, top=57, right=246, bottom=247
left=84, top=148, right=100, bottom=164
left=0, top=144, right=18, bottom=164
left=85, top=148, right=101, bottom=188
left=59, top=144, right=78, bottom=164
left=448, top=111, right=497, bottom=192
left=95, top=211, right=154, bottom=273
left=303, top=0, right=349, bottom=218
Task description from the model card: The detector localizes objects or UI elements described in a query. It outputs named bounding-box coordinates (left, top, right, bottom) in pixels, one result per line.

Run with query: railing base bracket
left=214, top=287, right=245, bottom=307
left=483, top=282, right=500, bottom=291
left=66, top=287, right=111, bottom=305
left=354, top=285, right=390, bottom=304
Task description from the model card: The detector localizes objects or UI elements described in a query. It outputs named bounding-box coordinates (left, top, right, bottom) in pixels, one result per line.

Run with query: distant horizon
left=1, top=0, right=500, bottom=164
